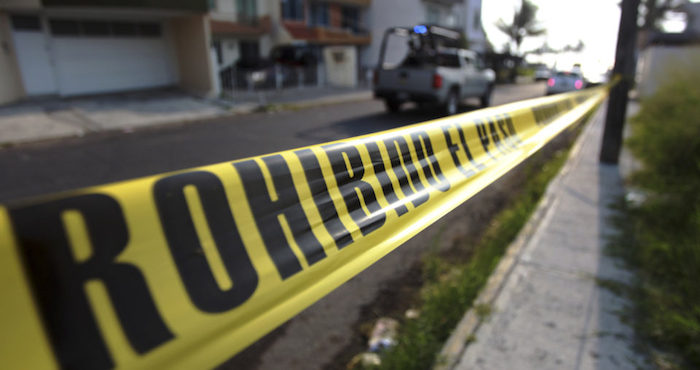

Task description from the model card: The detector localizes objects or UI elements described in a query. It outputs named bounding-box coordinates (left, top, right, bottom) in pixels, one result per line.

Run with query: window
left=237, top=0, right=257, bottom=22
left=112, top=22, right=137, bottom=36
left=48, top=19, right=161, bottom=38
left=462, top=55, right=473, bottom=67
left=309, top=2, right=328, bottom=27
left=138, top=23, right=162, bottom=37
left=50, top=20, right=80, bottom=36
left=437, top=53, right=460, bottom=68
left=341, top=6, right=359, bottom=33
left=426, top=5, right=440, bottom=25
left=281, top=0, right=304, bottom=21
left=82, top=21, right=111, bottom=36
left=11, top=15, right=41, bottom=31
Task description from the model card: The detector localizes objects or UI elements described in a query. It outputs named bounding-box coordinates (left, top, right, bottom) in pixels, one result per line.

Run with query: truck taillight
left=432, top=73, right=443, bottom=89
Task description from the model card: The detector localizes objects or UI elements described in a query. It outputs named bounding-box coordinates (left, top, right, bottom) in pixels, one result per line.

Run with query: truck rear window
left=381, top=31, right=461, bottom=69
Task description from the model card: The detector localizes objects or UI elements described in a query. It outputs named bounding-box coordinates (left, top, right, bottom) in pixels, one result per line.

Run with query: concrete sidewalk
left=441, top=105, right=648, bottom=369
left=0, top=87, right=371, bottom=147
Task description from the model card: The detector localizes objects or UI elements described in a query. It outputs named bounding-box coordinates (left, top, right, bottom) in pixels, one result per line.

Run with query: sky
left=481, top=0, right=697, bottom=79
left=482, top=0, right=622, bottom=78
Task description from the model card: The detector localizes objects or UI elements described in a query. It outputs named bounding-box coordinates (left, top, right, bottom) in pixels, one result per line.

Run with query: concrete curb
left=240, top=90, right=373, bottom=112
left=0, top=91, right=373, bottom=149
left=434, top=107, right=600, bottom=370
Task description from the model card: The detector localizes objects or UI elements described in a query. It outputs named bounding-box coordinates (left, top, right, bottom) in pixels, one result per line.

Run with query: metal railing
left=219, top=64, right=323, bottom=92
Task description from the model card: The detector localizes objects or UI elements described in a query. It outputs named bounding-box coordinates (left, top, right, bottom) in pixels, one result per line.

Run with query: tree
left=496, top=0, right=546, bottom=54
left=600, top=0, right=684, bottom=164
left=639, top=0, right=685, bottom=31
left=601, top=0, right=640, bottom=164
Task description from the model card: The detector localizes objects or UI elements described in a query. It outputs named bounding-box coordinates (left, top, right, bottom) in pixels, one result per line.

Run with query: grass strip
left=372, top=129, right=579, bottom=370
left=605, top=68, right=700, bottom=369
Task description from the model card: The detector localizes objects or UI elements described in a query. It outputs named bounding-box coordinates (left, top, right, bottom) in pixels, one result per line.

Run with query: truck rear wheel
left=384, top=99, right=401, bottom=113
left=445, top=89, right=459, bottom=116
left=481, top=85, right=494, bottom=107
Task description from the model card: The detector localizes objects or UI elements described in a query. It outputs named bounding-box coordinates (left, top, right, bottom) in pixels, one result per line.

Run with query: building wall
left=0, top=12, right=26, bottom=104
left=268, top=0, right=294, bottom=45
left=324, top=45, right=357, bottom=87
left=637, top=44, right=700, bottom=98
left=683, top=3, right=700, bottom=34
left=0, top=0, right=42, bottom=10
left=463, top=0, right=486, bottom=52
left=362, top=0, right=424, bottom=69
left=171, top=15, right=216, bottom=96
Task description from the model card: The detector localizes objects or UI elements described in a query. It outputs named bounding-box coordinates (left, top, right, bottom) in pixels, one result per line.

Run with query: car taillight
left=373, top=70, right=378, bottom=85
left=575, top=80, right=583, bottom=89
left=432, top=73, right=443, bottom=89
left=547, top=78, right=555, bottom=87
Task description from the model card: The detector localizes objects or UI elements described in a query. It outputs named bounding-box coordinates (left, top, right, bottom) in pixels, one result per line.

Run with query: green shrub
left=614, top=65, right=700, bottom=368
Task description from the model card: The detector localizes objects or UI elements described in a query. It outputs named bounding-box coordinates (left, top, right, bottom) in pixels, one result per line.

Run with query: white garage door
left=48, top=19, right=177, bottom=96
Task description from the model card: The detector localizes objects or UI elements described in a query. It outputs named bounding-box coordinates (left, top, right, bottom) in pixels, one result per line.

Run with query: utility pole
left=600, top=0, right=640, bottom=164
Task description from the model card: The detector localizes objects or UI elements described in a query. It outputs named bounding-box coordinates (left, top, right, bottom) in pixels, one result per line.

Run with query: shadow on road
left=295, top=102, right=482, bottom=143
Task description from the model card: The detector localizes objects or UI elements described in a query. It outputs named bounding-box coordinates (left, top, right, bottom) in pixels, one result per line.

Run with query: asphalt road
left=0, top=82, right=545, bottom=203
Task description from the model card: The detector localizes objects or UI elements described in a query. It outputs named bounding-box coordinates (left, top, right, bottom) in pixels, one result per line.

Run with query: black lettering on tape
left=442, top=125, right=476, bottom=178
left=323, top=143, right=386, bottom=236
left=295, top=148, right=354, bottom=248
left=410, top=131, right=450, bottom=192
left=383, top=136, right=430, bottom=207
left=495, top=114, right=520, bottom=149
left=455, top=123, right=486, bottom=171
left=503, top=113, right=521, bottom=144
left=535, top=99, right=575, bottom=124
left=10, top=194, right=174, bottom=369
left=154, top=171, right=258, bottom=312
left=475, top=119, right=497, bottom=160
left=364, top=142, right=409, bottom=217
left=234, top=156, right=327, bottom=279
left=486, top=117, right=508, bottom=154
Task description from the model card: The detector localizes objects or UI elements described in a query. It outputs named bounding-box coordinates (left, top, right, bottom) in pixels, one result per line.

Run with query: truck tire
left=385, top=99, right=401, bottom=113
left=481, top=84, right=494, bottom=107
left=445, top=89, right=459, bottom=116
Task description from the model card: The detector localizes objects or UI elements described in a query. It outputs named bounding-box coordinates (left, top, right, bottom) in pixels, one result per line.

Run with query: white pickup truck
left=373, top=26, right=496, bottom=115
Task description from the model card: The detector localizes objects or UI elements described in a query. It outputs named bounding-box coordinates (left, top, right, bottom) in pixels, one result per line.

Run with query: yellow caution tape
left=0, top=86, right=608, bottom=369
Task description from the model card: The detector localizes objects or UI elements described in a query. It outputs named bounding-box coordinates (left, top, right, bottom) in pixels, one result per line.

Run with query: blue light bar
left=413, top=25, right=427, bottom=34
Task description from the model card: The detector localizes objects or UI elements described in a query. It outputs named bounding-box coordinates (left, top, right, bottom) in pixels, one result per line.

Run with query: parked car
left=373, top=25, right=495, bottom=115
left=534, top=65, right=551, bottom=81
left=546, top=71, right=585, bottom=95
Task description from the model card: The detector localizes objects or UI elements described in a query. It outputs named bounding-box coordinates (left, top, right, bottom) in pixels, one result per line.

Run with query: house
left=0, top=0, right=218, bottom=104
left=270, top=0, right=372, bottom=88
left=636, top=2, right=700, bottom=98
left=462, top=0, right=486, bottom=52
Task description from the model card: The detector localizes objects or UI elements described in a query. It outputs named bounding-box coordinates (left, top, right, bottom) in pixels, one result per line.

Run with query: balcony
left=41, top=0, right=209, bottom=12
left=308, top=0, right=371, bottom=7
left=210, top=14, right=271, bottom=37
left=421, top=0, right=462, bottom=5
left=283, top=23, right=370, bottom=45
